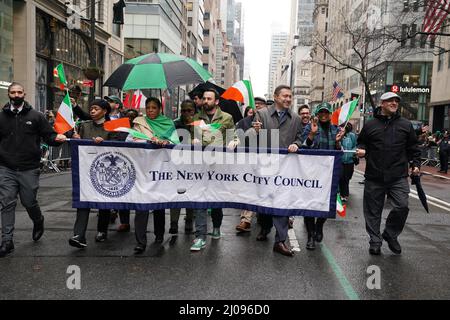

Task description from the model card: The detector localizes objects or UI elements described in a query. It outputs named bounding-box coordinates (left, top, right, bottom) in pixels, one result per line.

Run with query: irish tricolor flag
left=221, top=80, right=256, bottom=110
left=54, top=93, right=75, bottom=134
left=114, top=127, right=152, bottom=141
left=189, top=120, right=222, bottom=132
left=53, top=63, right=68, bottom=90
left=331, top=98, right=359, bottom=126
left=336, top=194, right=346, bottom=218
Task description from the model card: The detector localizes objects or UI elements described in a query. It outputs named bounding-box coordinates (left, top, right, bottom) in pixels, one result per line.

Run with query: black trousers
left=258, top=213, right=273, bottom=231
left=211, top=208, right=223, bottom=228
left=363, top=178, right=410, bottom=245
left=73, top=209, right=110, bottom=240
left=119, top=210, right=130, bottom=224
left=339, top=163, right=355, bottom=197
left=439, top=151, right=449, bottom=173
left=134, top=210, right=165, bottom=245
left=304, top=217, right=327, bottom=235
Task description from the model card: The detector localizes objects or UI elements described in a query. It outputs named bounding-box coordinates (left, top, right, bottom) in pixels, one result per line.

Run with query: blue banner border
left=71, top=140, right=342, bottom=218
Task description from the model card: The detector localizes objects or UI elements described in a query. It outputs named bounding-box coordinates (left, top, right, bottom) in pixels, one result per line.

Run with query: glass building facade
left=368, top=61, right=433, bottom=122
left=36, top=9, right=105, bottom=112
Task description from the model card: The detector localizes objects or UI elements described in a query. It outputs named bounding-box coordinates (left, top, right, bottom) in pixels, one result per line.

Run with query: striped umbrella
left=104, top=53, right=212, bottom=90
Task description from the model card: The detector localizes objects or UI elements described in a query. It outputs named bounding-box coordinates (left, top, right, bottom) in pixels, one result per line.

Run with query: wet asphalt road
left=0, top=171, right=449, bottom=300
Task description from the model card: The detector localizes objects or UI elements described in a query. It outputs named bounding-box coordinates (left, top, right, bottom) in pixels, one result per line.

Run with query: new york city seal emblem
left=90, top=152, right=136, bottom=198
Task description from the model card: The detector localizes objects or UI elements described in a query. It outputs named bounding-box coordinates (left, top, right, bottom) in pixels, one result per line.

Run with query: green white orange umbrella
left=103, top=53, right=213, bottom=90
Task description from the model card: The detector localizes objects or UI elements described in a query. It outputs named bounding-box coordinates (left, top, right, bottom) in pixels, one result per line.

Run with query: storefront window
left=35, top=57, right=48, bottom=113
left=0, top=0, right=14, bottom=103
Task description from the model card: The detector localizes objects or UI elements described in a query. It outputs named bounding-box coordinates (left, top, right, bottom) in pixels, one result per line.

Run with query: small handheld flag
left=54, top=93, right=75, bottom=134
left=53, top=63, right=68, bottom=90
left=114, top=127, right=152, bottom=141
left=104, top=118, right=131, bottom=132
left=221, top=80, right=256, bottom=110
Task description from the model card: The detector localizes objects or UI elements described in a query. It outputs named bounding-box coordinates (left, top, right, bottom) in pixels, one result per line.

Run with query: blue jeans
left=194, top=208, right=223, bottom=240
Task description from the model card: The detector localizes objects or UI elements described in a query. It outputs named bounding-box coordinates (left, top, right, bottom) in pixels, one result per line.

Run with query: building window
left=438, top=48, right=445, bottom=71
left=401, top=24, right=408, bottom=47
left=188, top=17, right=193, bottom=26
left=410, top=24, right=417, bottom=48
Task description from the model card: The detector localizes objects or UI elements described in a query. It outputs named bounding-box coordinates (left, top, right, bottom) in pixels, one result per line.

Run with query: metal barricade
left=40, top=143, right=72, bottom=173
left=421, top=146, right=440, bottom=167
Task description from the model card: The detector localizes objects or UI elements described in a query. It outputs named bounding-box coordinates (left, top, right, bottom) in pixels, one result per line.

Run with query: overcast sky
left=241, top=0, right=292, bottom=97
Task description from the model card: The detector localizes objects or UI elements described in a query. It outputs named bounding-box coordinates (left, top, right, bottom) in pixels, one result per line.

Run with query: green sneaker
left=211, top=228, right=221, bottom=240
left=190, top=238, right=206, bottom=251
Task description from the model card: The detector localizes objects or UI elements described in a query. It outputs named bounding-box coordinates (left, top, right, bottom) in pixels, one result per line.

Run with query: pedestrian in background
left=437, top=130, right=449, bottom=174
left=0, top=83, right=67, bottom=257
left=339, top=122, right=358, bottom=203
left=356, top=92, right=421, bottom=256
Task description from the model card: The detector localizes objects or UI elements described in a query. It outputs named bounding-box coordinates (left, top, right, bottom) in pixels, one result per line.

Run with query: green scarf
left=145, top=115, right=180, bottom=144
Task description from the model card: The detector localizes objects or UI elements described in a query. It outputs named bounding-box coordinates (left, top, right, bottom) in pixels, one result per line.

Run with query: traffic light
left=113, top=0, right=126, bottom=25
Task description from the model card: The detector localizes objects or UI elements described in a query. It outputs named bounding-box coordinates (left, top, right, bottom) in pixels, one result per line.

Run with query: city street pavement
left=1, top=167, right=450, bottom=300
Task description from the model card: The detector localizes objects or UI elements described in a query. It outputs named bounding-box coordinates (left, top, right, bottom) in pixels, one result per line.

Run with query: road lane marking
left=288, top=228, right=301, bottom=252
left=320, top=243, right=360, bottom=300
left=354, top=171, right=450, bottom=213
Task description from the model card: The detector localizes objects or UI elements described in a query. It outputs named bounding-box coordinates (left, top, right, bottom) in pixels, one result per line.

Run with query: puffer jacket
left=357, top=107, right=421, bottom=183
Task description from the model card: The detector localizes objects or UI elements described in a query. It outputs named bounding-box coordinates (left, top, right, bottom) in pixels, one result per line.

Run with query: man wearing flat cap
left=356, top=92, right=421, bottom=256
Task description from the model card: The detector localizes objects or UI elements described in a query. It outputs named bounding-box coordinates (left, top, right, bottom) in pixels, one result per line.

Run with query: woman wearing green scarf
left=132, top=97, right=179, bottom=254
left=133, top=97, right=180, bottom=145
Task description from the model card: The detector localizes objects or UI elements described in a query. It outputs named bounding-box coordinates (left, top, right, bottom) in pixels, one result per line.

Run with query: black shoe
left=134, top=244, right=146, bottom=254
left=69, top=235, right=87, bottom=249
left=306, top=235, right=316, bottom=250
left=256, top=229, right=270, bottom=241
left=32, top=216, right=45, bottom=241
left=314, top=224, right=324, bottom=243
left=382, top=232, right=401, bottom=254
left=169, top=222, right=178, bottom=235
left=369, top=244, right=381, bottom=255
left=0, top=241, right=14, bottom=258
left=95, top=232, right=107, bottom=242
left=155, top=236, right=164, bottom=244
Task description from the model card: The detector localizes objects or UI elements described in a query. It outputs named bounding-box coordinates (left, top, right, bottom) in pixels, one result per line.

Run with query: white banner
left=71, top=141, right=342, bottom=218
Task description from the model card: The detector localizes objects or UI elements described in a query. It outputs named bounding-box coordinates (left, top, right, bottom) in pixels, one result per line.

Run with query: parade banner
left=71, top=140, right=342, bottom=218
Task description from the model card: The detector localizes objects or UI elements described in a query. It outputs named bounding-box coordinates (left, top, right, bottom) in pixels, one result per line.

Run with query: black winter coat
left=357, top=108, right=421, bottom=183
left=0, top=102, right=61, bottom=171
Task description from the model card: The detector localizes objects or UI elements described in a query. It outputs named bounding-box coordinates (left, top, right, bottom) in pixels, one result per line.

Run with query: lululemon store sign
left=389, top=85, right=431, bottom=94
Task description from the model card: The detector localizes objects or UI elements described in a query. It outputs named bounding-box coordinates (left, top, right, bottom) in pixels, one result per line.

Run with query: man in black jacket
left=356, top=92, right=421, bottom=256
left=0, top=83, right=67, bottom=257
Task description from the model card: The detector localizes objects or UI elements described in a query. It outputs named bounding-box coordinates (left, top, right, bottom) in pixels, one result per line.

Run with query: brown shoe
left=273, top=242, right=294, bottom=257
left=236, top=221, right=251, bottom=232
left=117, top=224, right=130, bottom=232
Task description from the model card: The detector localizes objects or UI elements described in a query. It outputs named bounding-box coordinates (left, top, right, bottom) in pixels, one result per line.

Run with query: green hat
left=104, top=95, right=122, bottom=104
left=315, top=102, right=332, bottom=114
